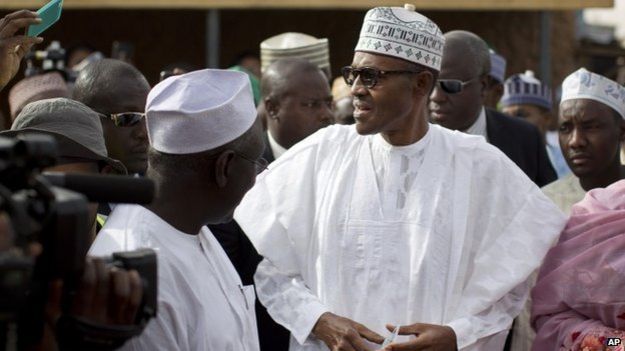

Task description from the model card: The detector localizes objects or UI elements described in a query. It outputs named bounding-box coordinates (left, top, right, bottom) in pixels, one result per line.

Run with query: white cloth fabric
left=234, top=123, right=566, bottom=351
left=561, top=68, right=625, bottom=120
left=89, top=205, right=260, bottom=351
left=146, top=69, right=256, bottom=154
left=463, top=107, right=488, bottom=140
left=510, top=175, right=587, bottom=351
left=354, top=5, right=445, bottom=71
left=267, top=130, right=287, bottom=160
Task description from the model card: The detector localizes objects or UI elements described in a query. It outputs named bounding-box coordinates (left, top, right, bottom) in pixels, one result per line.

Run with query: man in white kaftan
left=90, top=205, right=259, bottom=350
left=90, top=69, right=264, bottom=350
left=234, top=5, right=566, bottom=351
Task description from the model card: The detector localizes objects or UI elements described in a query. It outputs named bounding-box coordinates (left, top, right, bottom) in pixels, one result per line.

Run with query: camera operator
left=0, top=10, right=43, bottom=91
left=0, top=98, right=147, bottom=350
left=1, top=98, right=127, bottom=242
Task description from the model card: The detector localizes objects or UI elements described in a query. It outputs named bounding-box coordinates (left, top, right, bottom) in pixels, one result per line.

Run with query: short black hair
left=261, top=58, right=323, bottom=99
left=72, top=58, right=149, bottom=108
left=444, top=30, right=491, bottom=77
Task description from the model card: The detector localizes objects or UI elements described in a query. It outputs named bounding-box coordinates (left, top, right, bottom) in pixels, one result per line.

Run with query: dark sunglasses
left=341, top=66, right=422, bottom=89
left=99, top=112, right=145, bottom=127
left=436, top=78, right=478, bottom=95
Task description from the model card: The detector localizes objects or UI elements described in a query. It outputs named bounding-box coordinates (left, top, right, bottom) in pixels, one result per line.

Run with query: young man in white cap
left=542, top=68, right=625, bottom=214
left=89, top=69, right=264, bottom=350
left=501, top=70, right=570, bottom=179
left=234, top=5, right=565, bottom=351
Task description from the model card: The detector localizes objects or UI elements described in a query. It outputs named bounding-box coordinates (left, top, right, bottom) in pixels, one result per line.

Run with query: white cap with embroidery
left=561, top=68, right=625, bottom=120
left=355, top=4, right=445, bottom=71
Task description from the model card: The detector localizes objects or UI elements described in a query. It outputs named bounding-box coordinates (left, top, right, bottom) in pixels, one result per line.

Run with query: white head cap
left=355, top=4, right=445, bottom=71
left=561, top=68, right=625, bottom=120
left=260, top=32, right=330, bottom=74
left=146, top=69, right=256, bottom=154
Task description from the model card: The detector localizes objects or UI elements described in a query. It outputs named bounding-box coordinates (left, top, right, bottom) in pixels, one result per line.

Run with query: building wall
left=0, top=9, right=577, bottom=127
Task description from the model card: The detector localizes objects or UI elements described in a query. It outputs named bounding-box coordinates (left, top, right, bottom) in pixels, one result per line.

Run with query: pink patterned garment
left=531, top=180, right=625, bottom=351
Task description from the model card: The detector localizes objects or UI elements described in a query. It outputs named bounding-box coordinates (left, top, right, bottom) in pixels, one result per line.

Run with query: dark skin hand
left=0, top=10, right=43, bottom=90
left=382, top=323, right=457, bottom=351
left=313, top=312, right=385, bottom=351
left=46, top=257, right=143, bottom=326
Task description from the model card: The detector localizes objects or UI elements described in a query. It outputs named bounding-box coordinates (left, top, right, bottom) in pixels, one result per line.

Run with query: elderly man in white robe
left=235, top=5, right=566, bottom=351
left=89, top=70, right=264, bottom=350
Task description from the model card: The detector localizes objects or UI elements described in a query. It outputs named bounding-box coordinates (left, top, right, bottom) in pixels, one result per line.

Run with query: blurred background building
left=0, top=0, right=617, bottom=126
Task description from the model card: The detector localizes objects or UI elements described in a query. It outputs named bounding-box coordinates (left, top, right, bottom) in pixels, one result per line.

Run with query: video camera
left=24, top=40, right=67, bottom=79
left=0, top=134, right=157, bottom=349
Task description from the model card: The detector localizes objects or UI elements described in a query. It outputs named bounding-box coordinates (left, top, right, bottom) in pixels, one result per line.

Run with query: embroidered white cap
left=561, top=68, right=625, bottom=120
left=354, top=4, right=445, bottom=71
left=146, top=69, right=256, bottom=154
left=260, top=32, right=330, bottom=74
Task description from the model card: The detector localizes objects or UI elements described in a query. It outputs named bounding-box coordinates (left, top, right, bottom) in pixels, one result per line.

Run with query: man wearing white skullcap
left=543, top=68, right=625, bottom=215
left=235, top=5, right=565, bottom=351
left=89, top=69, right=264, bottom=350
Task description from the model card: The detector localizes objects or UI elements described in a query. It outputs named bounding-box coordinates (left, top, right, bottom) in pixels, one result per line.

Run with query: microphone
left=42, top=172, right=155, bottom=204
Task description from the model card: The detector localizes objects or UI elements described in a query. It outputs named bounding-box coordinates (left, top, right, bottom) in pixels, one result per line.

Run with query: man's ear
left=414, top=70, right=434, bottom=98
left=214, top=150, right=235, bottom=188
left=264, top=96, right=280, bottom=121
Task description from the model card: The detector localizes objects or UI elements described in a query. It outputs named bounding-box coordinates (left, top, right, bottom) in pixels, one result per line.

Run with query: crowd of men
left=1, top=3, right=625, bottom=351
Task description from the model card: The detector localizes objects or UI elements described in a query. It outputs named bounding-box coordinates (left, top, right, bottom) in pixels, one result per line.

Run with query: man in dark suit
left=429, top=30, right=556, bottom=187
left=209, top=58, right=333, bottom=351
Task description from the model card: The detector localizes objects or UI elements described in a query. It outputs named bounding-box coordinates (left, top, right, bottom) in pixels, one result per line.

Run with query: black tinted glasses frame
left=99, top=112, right=145, bottom=127
left=341, top=66, right=423, bottom=89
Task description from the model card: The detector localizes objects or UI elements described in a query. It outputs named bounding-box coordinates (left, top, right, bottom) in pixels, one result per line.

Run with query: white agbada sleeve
left=236, top=135, right=332, bottom=345
left=443, top=146, right=566, bottom=349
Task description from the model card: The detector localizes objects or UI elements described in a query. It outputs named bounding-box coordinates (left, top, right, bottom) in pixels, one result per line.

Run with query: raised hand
left=0, top=10, right=43, bottom=90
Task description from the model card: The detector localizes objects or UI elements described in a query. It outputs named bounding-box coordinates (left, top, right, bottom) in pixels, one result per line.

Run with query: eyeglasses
left=341, top=66, right=422, bottom=89
left=235, top=152, right=269, bottom=174
left=99, top=112, right=145, bottom=127
left=436, top=78, right=478, bottom=95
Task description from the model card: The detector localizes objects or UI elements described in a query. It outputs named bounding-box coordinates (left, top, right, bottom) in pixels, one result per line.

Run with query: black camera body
left=0, top=134, right=157, bottom=349
left=107, top=249, right=157, bottom=325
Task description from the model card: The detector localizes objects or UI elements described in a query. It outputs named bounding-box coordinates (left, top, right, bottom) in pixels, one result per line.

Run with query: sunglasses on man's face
left=435, top=78, right=478, bottom=95
left=99, top=112, right=145, bottom=127
left=341, top=66, right=423, bottom=89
